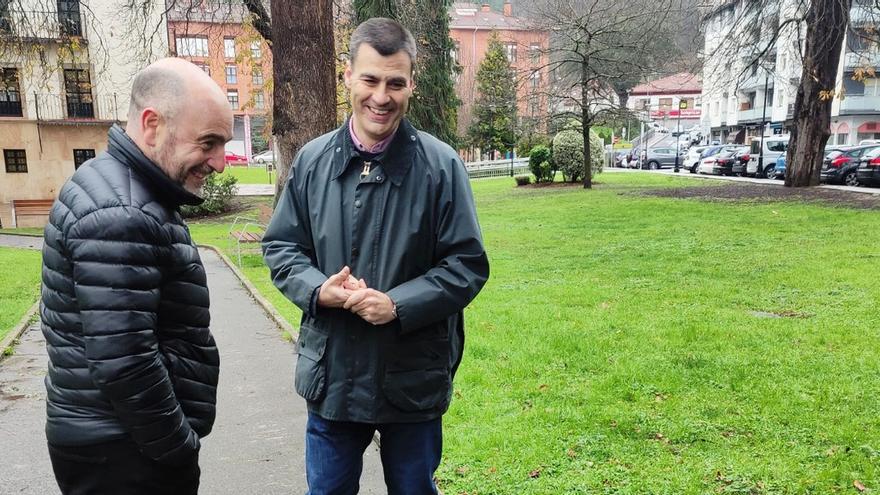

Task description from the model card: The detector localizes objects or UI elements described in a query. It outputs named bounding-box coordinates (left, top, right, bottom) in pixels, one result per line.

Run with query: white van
left=747, top=136, right=790, bottom=177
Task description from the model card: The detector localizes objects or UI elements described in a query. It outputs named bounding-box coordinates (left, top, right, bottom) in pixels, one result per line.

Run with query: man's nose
left=209, top=148, right=226, bottom=173
left=372, top=87, right=391, bottom=105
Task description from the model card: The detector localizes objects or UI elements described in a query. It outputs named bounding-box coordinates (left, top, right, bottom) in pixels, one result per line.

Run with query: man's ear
left=141, top=108, right=161, bottom=148
left=343, top=61, right=353, bottom=89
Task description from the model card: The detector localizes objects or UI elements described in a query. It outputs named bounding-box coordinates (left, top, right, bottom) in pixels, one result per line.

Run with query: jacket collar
left=106, top=124, right=204, bottom=207
left=331, top=119, right=418, bottom=186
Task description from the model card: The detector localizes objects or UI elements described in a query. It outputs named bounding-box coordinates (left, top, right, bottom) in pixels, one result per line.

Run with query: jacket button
left=351, top=247, right=359, bottom=256
left=354, top=200, right=362, bottom=208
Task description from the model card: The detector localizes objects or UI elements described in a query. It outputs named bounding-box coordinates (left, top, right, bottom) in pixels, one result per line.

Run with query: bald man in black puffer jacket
left=40, top=58, right=233, bottom=495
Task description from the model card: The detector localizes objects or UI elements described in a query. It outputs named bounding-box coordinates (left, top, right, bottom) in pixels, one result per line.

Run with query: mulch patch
left=634, top=183, right=880, bottom=210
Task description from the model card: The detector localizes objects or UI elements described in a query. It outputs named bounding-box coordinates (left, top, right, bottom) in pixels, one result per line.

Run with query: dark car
left=856, top=146, right=880, bottom=186
left=821, top=145, right=879, bottom=186
left=731, top=148, right=751, bottom=176
left=698, top=146, right=747, bottom=175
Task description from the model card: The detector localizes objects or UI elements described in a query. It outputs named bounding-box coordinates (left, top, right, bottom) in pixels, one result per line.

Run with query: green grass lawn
left=0, top=227, right=44, bottom=236
left=225, top=165, right=276, bottom=185
left=0, top=247, right=42, bottom=343
left=192, top=173, right=877, bottom=492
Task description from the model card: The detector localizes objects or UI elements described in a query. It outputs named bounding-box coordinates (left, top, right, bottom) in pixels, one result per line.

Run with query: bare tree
left=526, top=0, right=681, bottom=188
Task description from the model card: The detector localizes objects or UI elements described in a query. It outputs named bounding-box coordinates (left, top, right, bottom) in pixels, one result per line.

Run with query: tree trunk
left=581, top=64, right=592, bottom=189
left=785, top=0, right=851, bottom=187
left=272, top=0, right=337, bottom=200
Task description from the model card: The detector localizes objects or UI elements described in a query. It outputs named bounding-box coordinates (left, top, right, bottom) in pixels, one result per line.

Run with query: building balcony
left=844, top=51, right=880, bottom=69
left=33, top=93, right=123, bottom=122
left=0, top=99, right=23, bottom=117
left=738, top=107, right=768, bottom=122
left=0, top=9, right=88, bottom=41
left=839, top=94, right=880, bottom=115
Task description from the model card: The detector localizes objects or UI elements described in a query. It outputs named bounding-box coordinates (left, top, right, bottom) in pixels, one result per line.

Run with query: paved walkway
left=237, top=184, right=275, bottom=196
left=0, top=245, right=385, bottom=494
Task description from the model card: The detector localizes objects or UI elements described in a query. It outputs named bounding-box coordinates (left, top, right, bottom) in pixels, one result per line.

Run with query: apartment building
left=0, top=0, right=166, bottom=227
left=449, top=1, right=550, bottom=140
left=628, top=73, right=703, bottom=131
left=166, top=0, right=271, bottom=159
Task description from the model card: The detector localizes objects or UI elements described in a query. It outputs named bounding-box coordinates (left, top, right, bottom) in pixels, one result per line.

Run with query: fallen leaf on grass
left=538, top=384, right=549, bottom=392
left=566, top=448, right=577, bottom=458
left=854, top=480, right=866, bottom=492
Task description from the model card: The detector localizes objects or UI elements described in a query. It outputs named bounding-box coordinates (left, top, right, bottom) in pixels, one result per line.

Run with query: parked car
left=731, top=148, right=751, bottom=176
left=698, top=146, right=747, bottom=175
left=224, top=151, right=248, bottom=165
left=856, top=146, right=880, bottom=186
left=643, top=147, right=685, bottom=169
left=765, top=154, right=785, bottom=180
left=820, top=144, right=879, bottom=186
left=747, top=136, right=790, bottom=177
left=683, top=146, right=708, bottom=173
left=252, top=150, right=275, bottom=165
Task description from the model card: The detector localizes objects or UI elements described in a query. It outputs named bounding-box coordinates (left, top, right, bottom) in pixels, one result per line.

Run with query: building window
left=194, top=62, right=210, bottom=75
left=865, top=78, right=880, bottom=96
left=227, top=90, right=239, bottom=110
left=0, top=68, right=22, bottom=117
left=4, top=149, right=27, bottom=173
left=530, top=43, right=541, bottom=65
left=176, top=36, right=209, bottom=57
left=0, top=0, right=11, bottom=34
left=251, top=41, right=262, bottom=59
left=73, top=149, right=95, bottom=169
left=64, top=69, right=94, bottom=118
left=659, top=98, right=673, bottom=110
left=57, top=0, right=82, bottom=37
left=530, top=70, right=540, bottom=89
left=765, top=89, right=774, bottom=108
left=226, top=64, right=237, bottom=84
left=504, top=43, right=517, bottom=63
left=224, top=38, right=236, bottom=58
left=252, top=68, right=263, bottom=86
left=254, top=92, right=265, bottom=110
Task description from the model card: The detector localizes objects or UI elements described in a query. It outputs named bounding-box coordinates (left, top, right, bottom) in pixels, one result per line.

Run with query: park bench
left=228, top=204, right=273, bottom=266
left=12, top=199, right=54, bottom=227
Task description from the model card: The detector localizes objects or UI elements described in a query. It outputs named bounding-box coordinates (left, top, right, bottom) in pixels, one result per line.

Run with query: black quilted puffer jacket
left=40, top=125, right=220, bottom=466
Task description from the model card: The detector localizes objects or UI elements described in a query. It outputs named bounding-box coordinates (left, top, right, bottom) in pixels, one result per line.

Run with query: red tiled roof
left=449, top=2, right=528, bottom=30
left=630, top=73, right=702, bottom=95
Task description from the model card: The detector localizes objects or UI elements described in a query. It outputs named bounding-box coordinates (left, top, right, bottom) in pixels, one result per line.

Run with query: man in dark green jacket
left=262, top=17, right=489, bottom=495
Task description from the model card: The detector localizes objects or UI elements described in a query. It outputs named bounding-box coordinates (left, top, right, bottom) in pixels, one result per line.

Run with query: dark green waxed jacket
left=262, top=119, right=489, bottom=423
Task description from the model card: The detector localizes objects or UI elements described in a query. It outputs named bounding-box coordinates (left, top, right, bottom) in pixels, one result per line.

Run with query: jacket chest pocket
left=382, top=330, right=452, bottom=413
left=295, top=325, right=329, bottom=402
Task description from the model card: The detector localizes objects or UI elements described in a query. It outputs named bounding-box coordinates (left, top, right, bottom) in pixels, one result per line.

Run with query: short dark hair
left=350, top=17, right=417, bottom=71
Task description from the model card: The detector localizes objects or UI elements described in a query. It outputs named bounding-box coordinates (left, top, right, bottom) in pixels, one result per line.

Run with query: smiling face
left=152, top=92, right=233, bottom=195
left=344, top=43, right=414, bottom=148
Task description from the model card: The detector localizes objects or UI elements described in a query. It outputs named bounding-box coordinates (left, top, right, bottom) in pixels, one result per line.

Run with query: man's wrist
left=390, top=302, right=398, bottom=320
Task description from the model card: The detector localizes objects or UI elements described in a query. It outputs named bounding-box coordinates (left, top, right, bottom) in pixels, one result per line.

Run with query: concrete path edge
left=198, top=244, right=299, bottom=342
left=1, top=300, right=40, bottom=361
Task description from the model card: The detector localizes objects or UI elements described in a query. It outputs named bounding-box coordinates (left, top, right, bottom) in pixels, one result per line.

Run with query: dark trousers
left=305, top=412, right=442, bottom=495
left=48, top=439, right=200, bottom=495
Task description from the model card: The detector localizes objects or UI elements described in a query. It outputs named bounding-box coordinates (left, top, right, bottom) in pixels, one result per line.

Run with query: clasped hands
left=317, top=266, right=395, bottom=325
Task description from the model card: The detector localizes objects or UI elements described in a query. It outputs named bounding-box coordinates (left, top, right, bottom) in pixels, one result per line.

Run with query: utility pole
left=758, top=72, right=770, bottom=177
left=674, top=99, right=687, bottom=173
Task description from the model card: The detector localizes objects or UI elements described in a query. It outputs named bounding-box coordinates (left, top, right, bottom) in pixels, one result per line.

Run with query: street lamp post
left=674, top=100, right=688, bottom=173
left=758, top=73, right=770, bottom=177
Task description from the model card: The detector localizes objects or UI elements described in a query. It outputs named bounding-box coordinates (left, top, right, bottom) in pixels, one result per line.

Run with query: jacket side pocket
left=383, top=331, right=452, bottom=412
left=294, top=325, right=328, bottom=402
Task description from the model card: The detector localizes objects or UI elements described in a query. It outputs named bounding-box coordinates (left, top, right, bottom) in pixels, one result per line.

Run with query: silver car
left=643, top=147, right=686, bottom=170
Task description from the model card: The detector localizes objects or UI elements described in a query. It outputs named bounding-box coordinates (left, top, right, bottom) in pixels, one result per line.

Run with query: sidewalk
left=0, top=247, right=385, bottom=494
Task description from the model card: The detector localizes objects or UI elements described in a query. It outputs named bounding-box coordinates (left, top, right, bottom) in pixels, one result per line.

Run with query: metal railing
left=0, top=9, right=87, bottom=40
left=464, top=158, right=529, bottom=179
left=34, top=93, right=122, bottom=121
left=0, top=99, right=23, bottom=117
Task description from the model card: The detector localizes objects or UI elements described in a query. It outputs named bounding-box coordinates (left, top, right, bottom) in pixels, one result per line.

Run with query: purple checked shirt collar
left=349, top=118, right=396, bottom=155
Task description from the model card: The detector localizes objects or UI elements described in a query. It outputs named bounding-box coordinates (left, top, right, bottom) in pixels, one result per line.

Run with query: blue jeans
left=305, top=412, right=442, bottom=495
